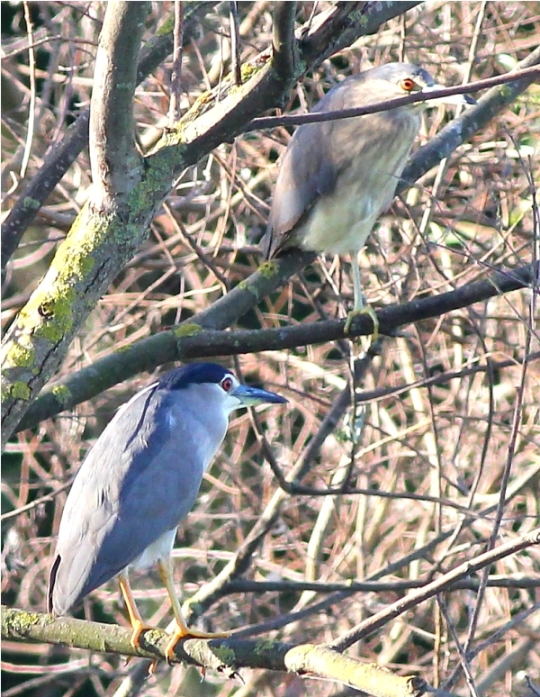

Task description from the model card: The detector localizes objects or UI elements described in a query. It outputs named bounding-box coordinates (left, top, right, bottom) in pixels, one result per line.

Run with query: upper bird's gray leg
left=343, top=251, right=379, bottom=340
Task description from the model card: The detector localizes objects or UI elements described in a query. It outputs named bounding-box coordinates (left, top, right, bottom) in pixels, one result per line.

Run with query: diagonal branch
left=15, top=261, right=536, bottom=432
left=399, top=44, right=540, bottom=191
left=329, top=527, right=540, bottom=652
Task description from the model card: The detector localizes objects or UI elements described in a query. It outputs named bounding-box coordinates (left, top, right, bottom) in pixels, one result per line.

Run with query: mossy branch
left=1, top=606, right=426, bottom=697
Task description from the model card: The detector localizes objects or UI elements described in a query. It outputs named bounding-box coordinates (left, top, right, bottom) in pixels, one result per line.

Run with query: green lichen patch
left=32, top=289, right=77, bottom=344
left=258, top=261, right=279, bottom=278
left=3, top=342, right=35, bottom=369
left=51, top=384, right=72, bottom=407
left=130, top=149, right=184, bottom=209
left=22, top=196, right=41, bottom=210
left=6, top=609, right=42, bottom=635
left=174, top=323, right=202, bottom=338
left=254, top=637, right=279, bottom=655
left=156, top=15, right=174, bottom=36
left=210, top=643, right=237, bottom=665
left=9, top=382, right=31, bottom=401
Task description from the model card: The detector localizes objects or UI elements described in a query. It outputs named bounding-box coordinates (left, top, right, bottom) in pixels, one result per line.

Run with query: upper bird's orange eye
left=221, top=376, right=234, bottom=392
left=400, top=78, right=416, bottom=92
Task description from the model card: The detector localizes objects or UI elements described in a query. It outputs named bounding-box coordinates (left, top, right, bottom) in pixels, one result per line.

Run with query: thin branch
left=167, top=0, right=184, bottom=125
left=329, top=527, right=540, bottom=652
left=223, top=575, right=540, bottom=594
left=247, top=65, right=540, bottom=132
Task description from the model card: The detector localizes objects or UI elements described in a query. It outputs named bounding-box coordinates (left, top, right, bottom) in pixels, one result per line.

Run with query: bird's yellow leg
left=118, top=571, right=154, bottom=651
left=157, top=557, right=229, bottom=662
left=344, top=257, right=379, bottom=340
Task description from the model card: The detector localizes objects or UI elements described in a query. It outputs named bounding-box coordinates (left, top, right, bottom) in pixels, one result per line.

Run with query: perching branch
left=1, top=607, right=426, bottom=697
left=4, top=529, right=536, bottom=691
left=15, top=261, right=536, bottom=432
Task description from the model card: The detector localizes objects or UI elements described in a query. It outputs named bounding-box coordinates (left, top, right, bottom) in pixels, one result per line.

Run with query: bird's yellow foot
left=124, top=619, right=159, bottom=672
left=344, top=305, right=379, bottom=341
left=129, top=618, right=156, bottom=650
left=165, top=625, right=230, bottom=662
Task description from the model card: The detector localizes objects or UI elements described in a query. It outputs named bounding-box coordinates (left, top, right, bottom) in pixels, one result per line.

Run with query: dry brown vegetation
left=1, top=2, right=539, bottom=697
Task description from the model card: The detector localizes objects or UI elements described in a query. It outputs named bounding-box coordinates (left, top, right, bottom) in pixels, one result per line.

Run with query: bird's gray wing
left=49, top=386, right=205, bottom=615
left=263, top=81, right=352, bottom=258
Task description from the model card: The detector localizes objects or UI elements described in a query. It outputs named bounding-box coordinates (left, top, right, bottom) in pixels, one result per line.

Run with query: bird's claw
left=124, top=620, right=160, bottom=674
left=344, top=305, right=379, bottom=341
left=128, top=619, right=156, bottom=651
left=165, top=626, right=230, bottom=663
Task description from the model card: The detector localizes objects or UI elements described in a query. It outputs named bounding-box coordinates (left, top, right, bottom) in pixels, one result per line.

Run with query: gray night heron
left=263, top=62, right=471, bottom=335
left=48, top=363, right=287, bottom=661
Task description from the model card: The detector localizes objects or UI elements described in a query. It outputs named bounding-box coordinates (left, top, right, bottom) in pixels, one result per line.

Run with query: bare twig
left=329, top=528, right=540, bottom=651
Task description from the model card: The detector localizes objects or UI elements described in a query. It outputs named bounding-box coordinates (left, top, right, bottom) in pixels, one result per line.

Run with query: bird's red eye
left=221, top=376, right=234, bottom=392
left=400, top=78, right=416, bottom=92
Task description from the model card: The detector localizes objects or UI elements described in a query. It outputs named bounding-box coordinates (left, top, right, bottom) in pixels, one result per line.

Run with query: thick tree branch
left=1, top=607, right=425, bottom=697
left=89, top=2, right=148, bottom=202
left=271, top=2, right=298, bottom=81
left=16, top=261, right=536, bottom=432
left=2, top=2, right=149, bottom=447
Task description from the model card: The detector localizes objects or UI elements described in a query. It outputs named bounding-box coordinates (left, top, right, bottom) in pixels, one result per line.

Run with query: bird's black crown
left=158, top=362, right=232, bottom=391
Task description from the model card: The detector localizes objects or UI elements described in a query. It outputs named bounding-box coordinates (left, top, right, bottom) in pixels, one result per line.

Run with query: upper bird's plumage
left=48, top=363, right=286, bottom=616
left=263, top=63, right=439, bottom=259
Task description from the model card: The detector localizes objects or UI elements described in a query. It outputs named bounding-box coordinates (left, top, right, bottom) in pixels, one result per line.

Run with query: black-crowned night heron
left=49, top=362, right=286, bottom=660
left=263, top=62, right=471, bottom=335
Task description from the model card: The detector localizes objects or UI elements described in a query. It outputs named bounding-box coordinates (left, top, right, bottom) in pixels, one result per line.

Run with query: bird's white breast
left=131, top=527, right=177, bottom=569
left=300, top=179, right=377, bottom=255
left=299, top=111, right=419, bottom=255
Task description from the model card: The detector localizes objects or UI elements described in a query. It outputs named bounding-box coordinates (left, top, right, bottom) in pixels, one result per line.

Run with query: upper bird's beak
left=423, top=82, right=476, bottom=106
left=231, top=384, right=288, bottom=406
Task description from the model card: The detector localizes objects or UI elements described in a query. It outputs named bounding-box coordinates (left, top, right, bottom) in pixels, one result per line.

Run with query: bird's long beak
left=231, top=384, right=288, bottom=406
left=423, top=83, right=476, bottom=106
